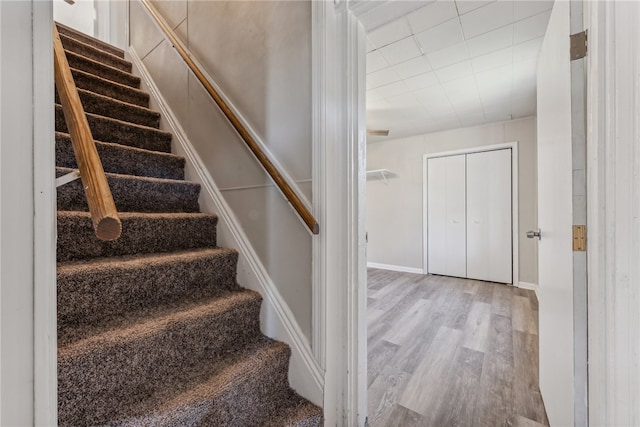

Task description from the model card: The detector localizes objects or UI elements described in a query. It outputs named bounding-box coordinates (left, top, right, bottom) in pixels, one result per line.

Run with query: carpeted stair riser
left=65, top=49, right=141, bottom=88
left=72, top=67, right=150, bottom=107
left=60, top=33, right=132, bottom=73
left=56, top=132, right=185, bottom=180
left=56, top=167, right=200, bottom=213
left=58, top=291, right=264, bottom=427
left=263, top=399, right=325, bottom=427
left=113, top=340, right=294, bottom=427
left=55, top=104, right=172, bottom=152
left=57, top=248, right=239, bottom=345
left=56, top=87, right=160, bottom=128
left=57, top=212, right=217, bottom=262
left=56, top=22, right=125, bottom=58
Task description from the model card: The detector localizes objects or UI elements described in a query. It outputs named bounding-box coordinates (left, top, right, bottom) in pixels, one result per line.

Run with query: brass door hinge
left=570, top=30, right=588, bottom=60
left=573, top=225, right=586, bottom=251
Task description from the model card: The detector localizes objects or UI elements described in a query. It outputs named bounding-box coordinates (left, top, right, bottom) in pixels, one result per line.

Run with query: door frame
left=422, top=141, right=519, bottom=286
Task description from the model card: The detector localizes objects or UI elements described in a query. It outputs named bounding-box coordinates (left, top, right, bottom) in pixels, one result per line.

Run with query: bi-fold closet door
left=427, top=149, right=512, bottom=284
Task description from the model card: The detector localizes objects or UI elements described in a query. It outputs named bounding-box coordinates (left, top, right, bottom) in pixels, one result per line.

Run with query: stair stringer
left=129, top=46, right=324, bottom=407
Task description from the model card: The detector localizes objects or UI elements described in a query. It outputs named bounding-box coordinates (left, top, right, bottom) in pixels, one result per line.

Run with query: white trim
left=33, top=2, right=58, bottom=425
left=132, top=0, right=312, bottom=219
left=311, top=0, right=327, bottom=369
left=422, top=142, right=519, bottom=286
left=367, top=262, right=424, bottom=275
left=130, top=47, right=324, bottom=406
left=586, top=1, right=640, bottom=425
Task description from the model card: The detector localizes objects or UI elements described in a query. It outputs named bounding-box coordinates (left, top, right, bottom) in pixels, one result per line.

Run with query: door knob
left=526, top=229, right=541, bottom=240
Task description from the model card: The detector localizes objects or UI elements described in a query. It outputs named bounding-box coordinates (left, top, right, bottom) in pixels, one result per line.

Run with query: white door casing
left=536, top=1, right=575, bottom=425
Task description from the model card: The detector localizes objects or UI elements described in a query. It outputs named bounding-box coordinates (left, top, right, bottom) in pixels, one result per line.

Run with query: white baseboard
left=130, top=47, right=324, bottom=406
left=517, top=281, right=540, bottom=299
left=367, top=262, right=424, bottom=274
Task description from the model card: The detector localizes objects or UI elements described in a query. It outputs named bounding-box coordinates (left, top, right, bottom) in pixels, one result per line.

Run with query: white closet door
left=466, top=149, right=512, bottom=283
left=427, top=155, right=466, bottom=277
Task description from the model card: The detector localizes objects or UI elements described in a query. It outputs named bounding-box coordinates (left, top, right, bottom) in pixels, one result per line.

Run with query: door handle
left=526, top=229, right=541, bottom=240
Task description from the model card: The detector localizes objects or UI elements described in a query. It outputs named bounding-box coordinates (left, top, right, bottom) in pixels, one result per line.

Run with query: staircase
left=54, top=22, right=322, bottom=427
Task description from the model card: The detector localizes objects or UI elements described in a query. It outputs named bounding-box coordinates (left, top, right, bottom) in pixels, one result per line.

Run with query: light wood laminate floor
left=367, top=269, right=549, bottom=427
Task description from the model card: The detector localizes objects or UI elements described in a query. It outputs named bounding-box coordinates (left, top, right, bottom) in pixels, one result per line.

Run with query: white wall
left=128, top=0, right=315, bottom=341
left=1, top=1, right=56, bottom=425
left=53, top=0, right=96, bottom=36
left=366, top=116, right=538, bottom=285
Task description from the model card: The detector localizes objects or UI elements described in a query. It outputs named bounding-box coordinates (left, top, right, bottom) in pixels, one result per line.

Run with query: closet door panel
left=466, top=149, right=512, bottom=283
left=427, top=155, right=466, bottom=277
left=487, top=149, right=512, bottom=283
left=427, top=157, right=447, bottom=275
left=444, top=155, right=467, bottom=277
left=466, top=152, right=490, bottom=281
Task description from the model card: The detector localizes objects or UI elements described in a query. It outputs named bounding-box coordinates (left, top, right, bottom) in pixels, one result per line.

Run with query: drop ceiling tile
left=366, top=37, right=376, bottom=53
left=437, top=115, right=463, bottom=129
left=450, top=95, right=483, bottom=112
left=367, top=67, right=401, bottom=90
left=459, top=112, right=487, bottom=127
left=456, top=1, right=495, bottom=15
left=484, top=109, right=513, bottom=123
left=368, top=81, right=410, bottom=99
left=391, top=56, right=432, bottom=79
left=386, top=92, right=424, bottom=110
left=378, top=37, right=422, bottom=66
left=427, top=42, right=469, bottom=70
left=513, top=37, right=544, bottom=62
left=460, top=1, right=514, bottom=39
left=414, top=18, right=465, bottom=54
left=404, top=71, right=440, bottom=90
left=369, top=18, right=413, bottom=49
left=471, top=46, right=513, bottom=73
left=512, top=58, right=537, bottom=85
left=360, top=1, right=428, bottom=32
left=407, top=1, right=459, bottom=34
left=514, top=10, right=552, bottom=44
left=414, top=84, right=450, bottom=106
left=441, top=75, right=478, bottom=99
left=466, top=25, right=514, bottom=58
left=367, top=51, right=389, bottom=73
left=434, top=60, right=474, bottom=83
left=476, top=64, right=513, bottom=100
left=514, top=0, right=554, bottom=21
left=366, top=98, right=392, bottom=112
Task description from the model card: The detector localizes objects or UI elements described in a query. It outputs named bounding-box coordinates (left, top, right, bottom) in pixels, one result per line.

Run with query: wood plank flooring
left=367, top=269, right=549, bottom=427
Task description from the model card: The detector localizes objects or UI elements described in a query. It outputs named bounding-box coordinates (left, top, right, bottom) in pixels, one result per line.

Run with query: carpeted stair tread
left=55, top=104, right=172, bottom=152
left=57, top=211, right=217, bottom=262
left=71, top=67, right=150, bottom=107
left=56, top=132, right=185, bottom=180
left=58, top=247, right=240, bottom=345
left=58, top=291, right=266, bottom=427
left=56, top=87, right=160, bottom=128
left=56, top=22, right=125, bottom=58
left=60, top=32, right=132, bottom=73
left=65, top=49, right=141, bottom=88
left=56, top=167, right=200, bottom=213
left=108, top=339, right=294, bottom=427
left=262, top=397, right=324, bottom=427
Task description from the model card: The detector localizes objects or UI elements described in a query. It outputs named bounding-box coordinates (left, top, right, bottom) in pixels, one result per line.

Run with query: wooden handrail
left=53, top=25, right=122, bottom=241
left=139, top=0, right=319, bottom=235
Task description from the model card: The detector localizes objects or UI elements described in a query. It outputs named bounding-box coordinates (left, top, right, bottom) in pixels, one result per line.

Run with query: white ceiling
left=364, top=0, right=553, bottom=141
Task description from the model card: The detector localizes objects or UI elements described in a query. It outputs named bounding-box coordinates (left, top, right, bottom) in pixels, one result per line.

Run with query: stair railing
left=138, top=0, right=320, bottom=235
left=53, top=25, right=122, bottom=240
